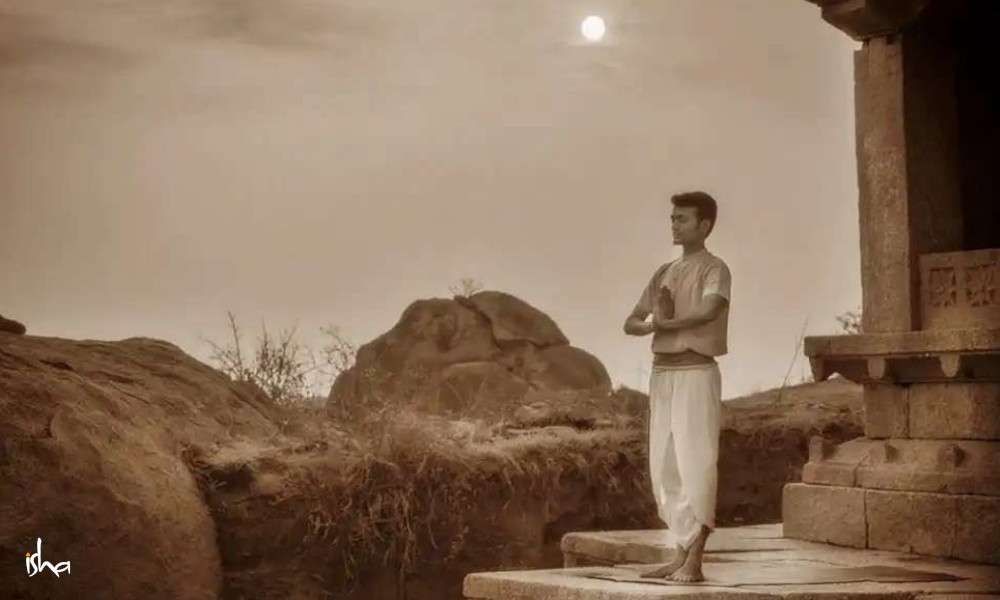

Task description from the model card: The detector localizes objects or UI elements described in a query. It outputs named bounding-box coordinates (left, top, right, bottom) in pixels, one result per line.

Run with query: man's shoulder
left=650, top=260, right=675, bottom=279
left=702, top=252, right=730, bottom=271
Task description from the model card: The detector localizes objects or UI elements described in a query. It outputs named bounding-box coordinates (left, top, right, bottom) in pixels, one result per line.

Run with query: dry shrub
left=301, top=370, right=650, bottom=594
left=205, top=312, right=358, bottom=407
left=196, top=329, right=654, bottom=597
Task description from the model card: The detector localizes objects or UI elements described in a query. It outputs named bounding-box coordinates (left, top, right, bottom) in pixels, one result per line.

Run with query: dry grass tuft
left=261, top=403, right=648, bottom=594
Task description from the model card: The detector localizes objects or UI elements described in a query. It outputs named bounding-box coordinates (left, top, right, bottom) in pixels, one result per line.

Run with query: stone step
left=463, top=524, right=1000, bottom=600
left=560, top=523, right=807, bottom=567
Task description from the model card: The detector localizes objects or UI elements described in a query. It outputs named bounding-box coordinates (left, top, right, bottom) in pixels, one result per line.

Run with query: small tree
left=449, top=277, right=484, bottom=297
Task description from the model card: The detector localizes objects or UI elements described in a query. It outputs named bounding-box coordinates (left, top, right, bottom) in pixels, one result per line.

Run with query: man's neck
left=681, top=243, right=707, bottom=257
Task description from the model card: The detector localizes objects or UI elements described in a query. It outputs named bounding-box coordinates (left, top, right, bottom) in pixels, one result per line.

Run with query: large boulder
left=327, top=291, right=611, bottom=418
left=0, top=335, right=280, bottom=600
left=462, top=291, right=568, bottom=346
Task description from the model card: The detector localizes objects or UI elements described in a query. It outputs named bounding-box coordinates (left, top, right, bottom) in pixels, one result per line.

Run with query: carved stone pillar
left=790, top=0, right=1000, bottom=566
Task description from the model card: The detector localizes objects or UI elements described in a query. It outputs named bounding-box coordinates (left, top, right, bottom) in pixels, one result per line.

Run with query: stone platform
left=463, top=524, right=1000, bottom=599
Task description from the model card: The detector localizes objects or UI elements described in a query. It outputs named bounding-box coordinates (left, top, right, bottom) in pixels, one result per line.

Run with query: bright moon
left=580, top=15, right=606, bottom=42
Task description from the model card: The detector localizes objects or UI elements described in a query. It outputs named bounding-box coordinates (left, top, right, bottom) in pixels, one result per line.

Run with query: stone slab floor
left=463, top=524, right=1000, bottom=599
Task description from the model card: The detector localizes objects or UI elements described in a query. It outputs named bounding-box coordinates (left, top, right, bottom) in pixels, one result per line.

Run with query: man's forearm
left=624, top=317, right=655, bottom=336
left=654, top=305, right=718, bottom=331
left=657, top=315, right=712, bottom=330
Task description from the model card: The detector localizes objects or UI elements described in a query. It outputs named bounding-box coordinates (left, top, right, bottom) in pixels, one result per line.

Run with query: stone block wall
left=785, top=381, right=1000, bottom=565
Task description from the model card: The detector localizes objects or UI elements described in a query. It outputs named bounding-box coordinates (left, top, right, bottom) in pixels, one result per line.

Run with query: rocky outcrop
left=0, top=334, right=280, bottom=600
left=328, top=291, right=612, bottom=418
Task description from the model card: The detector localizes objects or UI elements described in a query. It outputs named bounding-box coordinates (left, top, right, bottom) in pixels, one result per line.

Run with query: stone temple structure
left=788, top=0, right=1000, bottom=566
left=462, top=1, right=1000, bottom=597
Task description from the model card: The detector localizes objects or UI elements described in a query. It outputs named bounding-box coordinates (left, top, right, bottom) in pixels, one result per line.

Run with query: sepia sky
left=0, top=0, right=861, bottom=399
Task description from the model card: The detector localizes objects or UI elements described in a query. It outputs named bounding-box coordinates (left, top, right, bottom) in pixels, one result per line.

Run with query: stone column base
left=783, top=482, right=1000, bottom=565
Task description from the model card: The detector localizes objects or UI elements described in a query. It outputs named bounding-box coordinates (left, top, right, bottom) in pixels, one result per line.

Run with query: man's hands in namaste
left=653, top=287, right=674, bottom=329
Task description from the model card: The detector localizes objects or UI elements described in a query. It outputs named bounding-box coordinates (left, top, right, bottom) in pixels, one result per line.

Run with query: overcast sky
left=0, top=0, right=860, bottom=399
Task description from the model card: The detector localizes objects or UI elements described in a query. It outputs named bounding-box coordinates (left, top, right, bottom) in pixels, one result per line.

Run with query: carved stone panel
left=921, top=249, right=1000, bottom=330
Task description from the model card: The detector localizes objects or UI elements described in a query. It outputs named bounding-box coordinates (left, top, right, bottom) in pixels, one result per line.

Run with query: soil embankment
left=1, top=302, right=861, bottom=599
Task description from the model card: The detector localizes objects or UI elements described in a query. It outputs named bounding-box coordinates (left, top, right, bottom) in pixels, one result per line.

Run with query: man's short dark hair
left=670, top=191, right=718, bottom=235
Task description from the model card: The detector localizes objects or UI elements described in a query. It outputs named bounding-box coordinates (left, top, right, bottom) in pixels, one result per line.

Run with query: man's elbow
left=701, top=298, right=728, bottom=322
left=694, top=311, right=720, bottom=326
left=698, top=310, right=719, bottom=324
left=623, top=318, right=642, bottom=335
left=707, top=304, right=727, bottom=322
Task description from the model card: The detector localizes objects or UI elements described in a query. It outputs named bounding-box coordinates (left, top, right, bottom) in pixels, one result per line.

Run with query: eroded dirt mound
left=195, top=378, right=862, bottom=600
left=0, top=334, right=281, bottom=600
left=456, top=377, right=864, bottom=526
left=193, top=414, right=655, bottom=600
left=328, top=291, right=611, bottom=418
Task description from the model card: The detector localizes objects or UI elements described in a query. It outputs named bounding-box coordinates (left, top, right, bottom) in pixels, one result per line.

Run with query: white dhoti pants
left=648, top=363, right=722, bottom=551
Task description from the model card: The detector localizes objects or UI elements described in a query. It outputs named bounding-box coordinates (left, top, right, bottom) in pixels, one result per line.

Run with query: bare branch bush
left=253, top=321, right=309, bottom=405
left=205, top=312, right=358, bottom=406
left=205, top=311, right=253, bottom=383
left=301, top=325, right=358, bottom=399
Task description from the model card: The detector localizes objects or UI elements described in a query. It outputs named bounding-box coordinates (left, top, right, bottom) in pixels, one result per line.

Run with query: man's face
left=671, top=206, right=709, bottom=244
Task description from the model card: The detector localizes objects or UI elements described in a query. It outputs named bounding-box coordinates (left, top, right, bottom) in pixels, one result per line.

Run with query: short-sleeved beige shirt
left=633, top=248, right=731, bottom=357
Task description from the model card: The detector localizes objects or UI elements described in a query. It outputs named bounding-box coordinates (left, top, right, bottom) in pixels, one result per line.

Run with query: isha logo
left=24, top=538, right=71, bottom=578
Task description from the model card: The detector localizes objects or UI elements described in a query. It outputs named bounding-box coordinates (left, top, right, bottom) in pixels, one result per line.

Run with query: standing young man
left=623, top=191, right=731, bottom=583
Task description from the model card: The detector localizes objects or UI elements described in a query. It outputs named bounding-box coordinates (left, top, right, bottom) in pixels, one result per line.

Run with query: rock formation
left=328, top=291, right=611, bottom=418
left=0, top=335, right=280, bottom=599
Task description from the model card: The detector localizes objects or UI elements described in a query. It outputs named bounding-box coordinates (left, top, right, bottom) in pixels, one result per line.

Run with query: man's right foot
left=639, top=546, right=687, bottom=578
left=670, top=525, right=711, bottom=583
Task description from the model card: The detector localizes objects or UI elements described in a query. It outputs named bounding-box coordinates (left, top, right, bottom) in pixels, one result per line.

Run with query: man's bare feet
left=670, top=525, right=710, bottom=583
left=639, top=545, right=687, bottom=578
